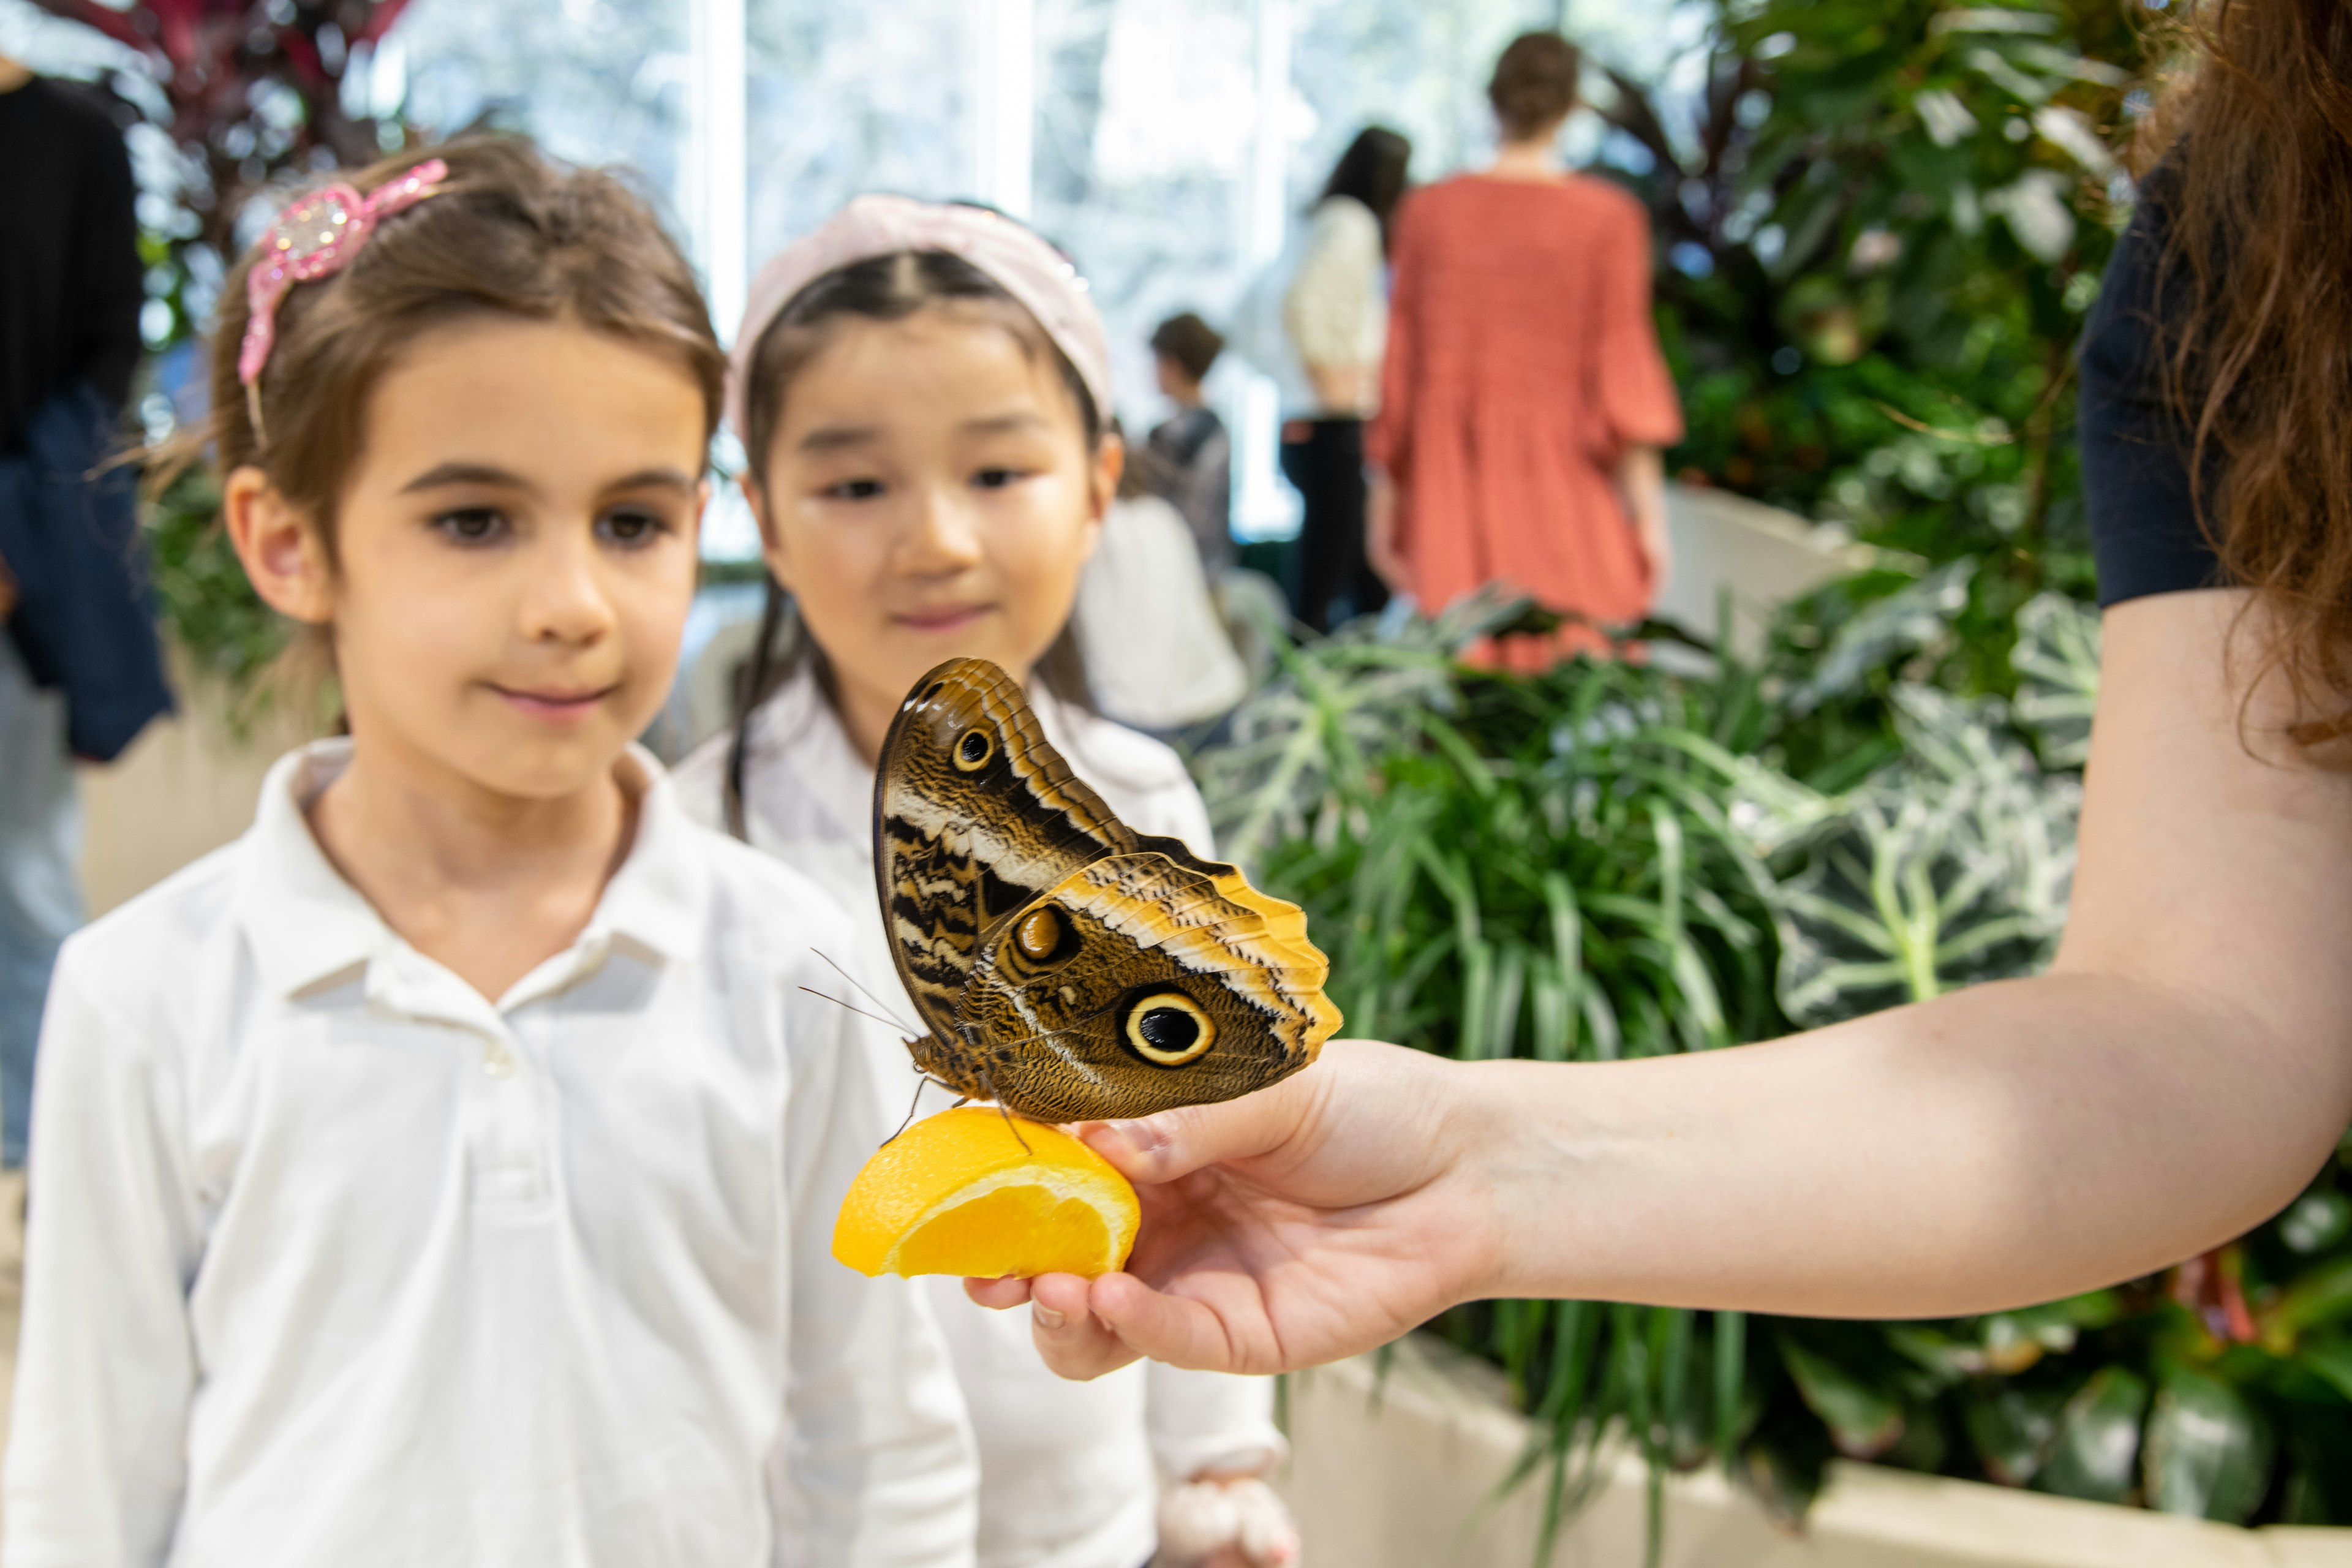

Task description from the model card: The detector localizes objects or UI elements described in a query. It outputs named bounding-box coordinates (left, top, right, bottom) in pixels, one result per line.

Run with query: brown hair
left=2154, top=0, right=2352, bottom=745
left=1150, top=312, right=1225, bottom=383
left=1489, top=32, right=1581, bottom=141
left=204, top=135, right=724, bottom=562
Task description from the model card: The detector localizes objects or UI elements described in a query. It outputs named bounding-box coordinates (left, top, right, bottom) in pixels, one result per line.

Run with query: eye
left=598, top=507, right=669, bottom=547
left=1121, top=991, right=1216, bottom=1067
left=1012, top=905, right=1070, bottom=965
left=433, top=507, right=507, bottom=545
left=974, top=466, right=1027, bottom=489
left=827, top=477, right=886, bottom=501
left=953, top=726, right=995, bottom=771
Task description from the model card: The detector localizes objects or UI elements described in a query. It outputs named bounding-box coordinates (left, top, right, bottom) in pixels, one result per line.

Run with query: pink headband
left=726, top=195, right=1114, bottom=448
left=238, top=157, right=450, bottom=420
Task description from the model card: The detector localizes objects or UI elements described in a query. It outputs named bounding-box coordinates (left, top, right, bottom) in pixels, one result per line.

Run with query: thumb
left=1075, top=1058, right=1327, bottom=1185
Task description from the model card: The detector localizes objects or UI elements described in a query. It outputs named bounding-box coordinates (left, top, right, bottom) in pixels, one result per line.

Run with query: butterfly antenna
left=797, top=987, right=922, bottom=1036
left=813, top=949, right=919, bottom=1038
left=972, top=1065, right=1034, bottom=1155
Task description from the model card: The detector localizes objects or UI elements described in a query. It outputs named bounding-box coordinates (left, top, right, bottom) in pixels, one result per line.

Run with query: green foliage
left=1593, top=0, right=2151, bottom=703
left=1196, top=590, right=2352, bottom=1544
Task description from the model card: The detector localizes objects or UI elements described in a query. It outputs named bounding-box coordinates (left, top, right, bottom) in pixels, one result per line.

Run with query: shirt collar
left=235, top=739, right=708, bottom=1001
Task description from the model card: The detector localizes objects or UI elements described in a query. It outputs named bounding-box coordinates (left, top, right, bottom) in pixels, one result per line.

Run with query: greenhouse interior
left=0, top=0, right=2348, bottom=1563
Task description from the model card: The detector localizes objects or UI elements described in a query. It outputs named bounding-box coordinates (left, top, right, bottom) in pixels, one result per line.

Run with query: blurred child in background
left=1145, top=312, right=1234, bottom=581
left=677, top=195, right=1296, bottom=1568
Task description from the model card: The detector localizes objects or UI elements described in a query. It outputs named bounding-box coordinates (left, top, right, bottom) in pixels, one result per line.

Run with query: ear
left=741, top=470, right=797, bottom=595
left=1088, top=432, right=1125, bottom=522
left=223, top=466, right=335, bottom=625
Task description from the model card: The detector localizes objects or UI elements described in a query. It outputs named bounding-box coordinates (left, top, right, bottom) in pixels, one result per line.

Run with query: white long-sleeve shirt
left=1281, top=194, right=1387, bottom=414
left=4, top=741, right=977, bottom=1568
left=676, top=670, right=1287, bottom=1568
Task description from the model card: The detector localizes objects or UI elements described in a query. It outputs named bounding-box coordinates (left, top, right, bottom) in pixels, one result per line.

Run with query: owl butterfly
left=873, top=658, right=1341, bottom=1123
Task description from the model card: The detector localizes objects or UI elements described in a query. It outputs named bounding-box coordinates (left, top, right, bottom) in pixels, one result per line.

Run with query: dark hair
left=1150, top=312, right=1224, bottom=383
left=1488, top=32, right=1582, bottom=141
left=1320, top=127, right=1413, bottom=252
left=723, top=243, right=1101, bottom=835
left=741, top=247, right=1099, bottom=488
left=2150, top=0, right=2352, bottom=748
left=204, top=135, right=724, bottom=562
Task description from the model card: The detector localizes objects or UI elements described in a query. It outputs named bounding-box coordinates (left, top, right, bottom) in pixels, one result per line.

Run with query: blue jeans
left=0, top=632, right=81, bottom=1167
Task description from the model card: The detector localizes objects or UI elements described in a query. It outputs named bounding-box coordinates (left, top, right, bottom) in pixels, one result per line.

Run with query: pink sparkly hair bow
left=726, top=195, right=1113, bottom=447
left=238, top=157, right=450, bottom=430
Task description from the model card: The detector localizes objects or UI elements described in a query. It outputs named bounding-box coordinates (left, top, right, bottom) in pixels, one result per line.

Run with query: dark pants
left=1280, top=417, right=1387, bottom=635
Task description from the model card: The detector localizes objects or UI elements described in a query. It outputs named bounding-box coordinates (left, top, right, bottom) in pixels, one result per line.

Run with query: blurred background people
left=1281, top=126, right=1409, bottom=633
left=1145, top=311, right=1235, bottom=580
left=1368, top=32, right=1679, bottom=667
left=0, top=52, right=167, bottom=1173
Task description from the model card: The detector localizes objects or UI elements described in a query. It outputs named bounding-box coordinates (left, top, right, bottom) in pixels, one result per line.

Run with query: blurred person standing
left=1281, top=126, right=1409, bottom=633
left=0, top=55, right=168, bottom=1172
left=1145, top=312, right=1234, bottom=578
left=1368, top=32, right=1681, bottom=667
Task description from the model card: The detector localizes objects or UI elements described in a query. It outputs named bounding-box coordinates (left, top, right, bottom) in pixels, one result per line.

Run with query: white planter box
left=1280, top=1335, right=2351, bottom=1568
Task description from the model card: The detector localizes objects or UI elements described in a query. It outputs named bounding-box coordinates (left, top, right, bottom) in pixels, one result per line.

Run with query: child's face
left=1153, top=353, right=1200, bottom=404
left=242, top=317, right=707, bottom=801
left=752, top=307, right=1118, bottom=728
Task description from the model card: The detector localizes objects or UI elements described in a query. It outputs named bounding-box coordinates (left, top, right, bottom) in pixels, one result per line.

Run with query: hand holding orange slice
left=832, top=1106, right=1140, bottom=1279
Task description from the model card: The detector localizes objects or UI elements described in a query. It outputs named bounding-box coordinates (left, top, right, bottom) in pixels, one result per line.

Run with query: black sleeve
left=67, top=94, right=145, bottom=411
left=2077, top=163, right=2229, bottom=606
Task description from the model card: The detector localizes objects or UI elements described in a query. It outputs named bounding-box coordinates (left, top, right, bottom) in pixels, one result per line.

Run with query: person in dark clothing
left=1145, top=312, right=1234, bottom=578
left=0, top=57, right=168, bottom=1169
left=1281, top=127, right=1409, bottom=633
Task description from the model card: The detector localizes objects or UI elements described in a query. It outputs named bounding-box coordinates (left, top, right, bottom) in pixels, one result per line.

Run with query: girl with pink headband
left=4, top=143, right=978, bottom=1564
left=673, top=196, right=1300, bottom=1568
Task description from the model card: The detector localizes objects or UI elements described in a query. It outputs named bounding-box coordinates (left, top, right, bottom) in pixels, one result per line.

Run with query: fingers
left=1075, top=1055, right=1332, bottom=1185
left=1084, top=1270, right=1254, bottom=1373
left=1022, top=1272, right=1143, bottom=1380
left=963, top=1275, right=1033, bottom=1310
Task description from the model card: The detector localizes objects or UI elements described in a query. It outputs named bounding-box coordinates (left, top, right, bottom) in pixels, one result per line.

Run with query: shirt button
left=481, top=1042, right=517, bottom=1079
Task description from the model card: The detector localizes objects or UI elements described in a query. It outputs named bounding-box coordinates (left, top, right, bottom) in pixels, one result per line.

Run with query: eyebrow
left=398, top=462, right=697, bottom=497
left=797, top=425, right=880, bottom=454
left=961, top=411, right=1049, bottom=437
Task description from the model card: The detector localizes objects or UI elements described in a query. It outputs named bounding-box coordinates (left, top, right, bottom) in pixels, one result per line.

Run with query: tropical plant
left=1195, top=585, right=2352, bottom=1554
left=1586, top=0, right=2159, bottom=695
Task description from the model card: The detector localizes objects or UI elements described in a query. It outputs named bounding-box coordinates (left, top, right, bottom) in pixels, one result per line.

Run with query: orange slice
left=832, top=1106, right=1141, bottom=1280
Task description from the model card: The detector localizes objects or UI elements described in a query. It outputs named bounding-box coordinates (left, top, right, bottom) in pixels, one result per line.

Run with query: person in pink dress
left=1367, top=30, right=1683, bottom=666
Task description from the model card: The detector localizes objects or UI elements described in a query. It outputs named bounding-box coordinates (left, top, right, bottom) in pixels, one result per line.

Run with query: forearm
left=1472, top=970, right=2348, bottom=1317
left=1617, top=445, right=1665, bottom=545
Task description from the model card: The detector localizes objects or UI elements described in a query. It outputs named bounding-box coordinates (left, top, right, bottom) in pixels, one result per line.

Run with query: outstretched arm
left=973, top=590, right=2352, bottom=1376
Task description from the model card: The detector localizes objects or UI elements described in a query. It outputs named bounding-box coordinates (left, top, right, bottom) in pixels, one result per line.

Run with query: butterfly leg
left=882, top=1072, right=932, bottom=1145
left=971, top=1065, right=1034, bottom=1155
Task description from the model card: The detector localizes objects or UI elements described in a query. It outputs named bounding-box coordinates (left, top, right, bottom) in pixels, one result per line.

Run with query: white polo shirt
left=3, top=741, right=978, bottom=1568
left=676, top=669, right=1285, bottom=1568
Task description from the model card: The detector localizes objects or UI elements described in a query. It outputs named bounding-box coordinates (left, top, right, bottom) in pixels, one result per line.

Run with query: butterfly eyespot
left=1014, top=905, right=1069, bottom=964
left=1121, top=990, right=1216, bottom=1066
left=954, top=726, right=995, bottom=771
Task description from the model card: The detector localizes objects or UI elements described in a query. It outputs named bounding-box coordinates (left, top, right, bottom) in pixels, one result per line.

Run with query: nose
left=518, top=525, right=617, bottom=647
left=894, top=479, right=986, bottom=578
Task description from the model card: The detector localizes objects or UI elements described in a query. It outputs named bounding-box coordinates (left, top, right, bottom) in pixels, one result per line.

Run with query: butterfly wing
left=957, top=851, right=1343, bottom=1122
left=873, top=657, right=1136, bottom=1050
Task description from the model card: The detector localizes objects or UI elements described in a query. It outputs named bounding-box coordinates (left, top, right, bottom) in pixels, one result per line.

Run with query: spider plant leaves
left=2143, top=1364, right=2274, bottom=1523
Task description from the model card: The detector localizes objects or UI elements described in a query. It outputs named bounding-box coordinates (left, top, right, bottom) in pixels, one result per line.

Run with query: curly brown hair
left=2154, top=0, right=2352, bottom=745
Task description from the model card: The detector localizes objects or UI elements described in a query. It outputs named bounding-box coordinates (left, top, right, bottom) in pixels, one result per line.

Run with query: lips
left=489, top=681, right=619, bottom=721
left=893, top=604, right=993, bottom=634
